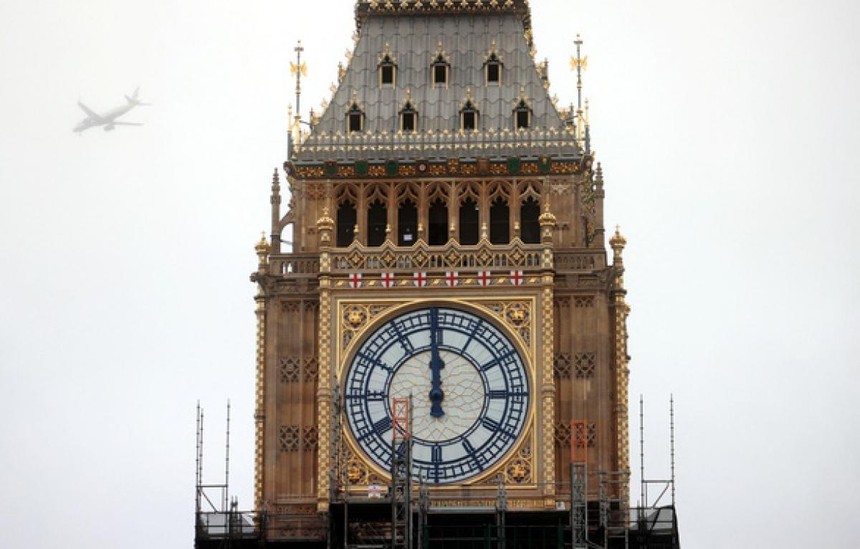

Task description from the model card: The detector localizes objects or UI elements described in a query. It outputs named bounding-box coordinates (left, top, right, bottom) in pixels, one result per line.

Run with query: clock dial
left=343, top=307, right=529, bottom=484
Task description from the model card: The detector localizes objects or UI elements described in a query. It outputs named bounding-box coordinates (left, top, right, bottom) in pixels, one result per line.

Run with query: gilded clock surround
left=333, top=297, right=540, bottom=493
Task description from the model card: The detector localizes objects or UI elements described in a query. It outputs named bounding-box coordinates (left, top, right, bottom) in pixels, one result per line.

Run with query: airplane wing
left=77, top=101, right=102, bottom=120
left=110, top=121, right=143, bottom=126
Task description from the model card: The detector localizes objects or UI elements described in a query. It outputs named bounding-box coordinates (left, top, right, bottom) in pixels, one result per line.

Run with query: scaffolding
left=195, top=403, right=257, bottom=549
left=632, top=396, right=680, bottom=549
left=390, top=397, right=413, bottom=549
left=193, top=393, right=679, bottom=549
left=570, top=420, right=589, bottom=548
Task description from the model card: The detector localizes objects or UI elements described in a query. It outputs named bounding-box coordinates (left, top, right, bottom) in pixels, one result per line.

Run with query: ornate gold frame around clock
left=330, top=294, right=547, bottom=503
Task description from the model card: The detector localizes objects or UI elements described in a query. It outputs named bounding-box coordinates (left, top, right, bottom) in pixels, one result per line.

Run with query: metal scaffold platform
left=194, top=397, right=680, bottom=549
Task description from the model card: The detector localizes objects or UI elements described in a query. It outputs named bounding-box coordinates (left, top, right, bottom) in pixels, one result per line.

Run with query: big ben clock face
left=343, top=307, right=530, bottom=484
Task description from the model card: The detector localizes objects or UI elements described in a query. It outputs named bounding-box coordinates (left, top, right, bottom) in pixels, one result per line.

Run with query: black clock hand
left=428, top=308, right=445, bottom=418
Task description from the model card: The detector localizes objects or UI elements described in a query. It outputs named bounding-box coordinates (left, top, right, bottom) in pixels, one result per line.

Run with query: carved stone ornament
left=504, top=444, right=533, bottom=484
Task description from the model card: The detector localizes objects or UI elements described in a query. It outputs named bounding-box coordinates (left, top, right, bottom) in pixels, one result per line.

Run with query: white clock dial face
left=343, top=307, right=529, bottom=484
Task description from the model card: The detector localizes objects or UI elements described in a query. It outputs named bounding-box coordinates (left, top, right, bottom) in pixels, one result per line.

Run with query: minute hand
left=428, top=309, right=445, bottom=418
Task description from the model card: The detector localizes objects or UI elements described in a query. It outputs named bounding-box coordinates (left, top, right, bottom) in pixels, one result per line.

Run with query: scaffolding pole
left=391, top=397, right=412, bottom=549
left=418, top=476, right=429, bottom=549
left=496, top=474, right=507, bottom=549
left=599, top=471, right=630, bottom=549
left=570, top=419, right=589, bottom=548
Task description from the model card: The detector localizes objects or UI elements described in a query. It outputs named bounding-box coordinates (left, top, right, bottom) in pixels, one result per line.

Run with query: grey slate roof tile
left=293, top=10, right=581, bottom=163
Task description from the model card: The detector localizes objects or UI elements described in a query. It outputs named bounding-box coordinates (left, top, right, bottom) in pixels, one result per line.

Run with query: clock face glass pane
left=343, top=307, right=529, bottom=484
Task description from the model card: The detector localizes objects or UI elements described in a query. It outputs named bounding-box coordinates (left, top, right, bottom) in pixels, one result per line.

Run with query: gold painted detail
left=431, top=499, right=548, bottom=510
left=316, top=290, right=332, bottom=510
left=505, top=445, right=532, bottom=484
left=331, top=239, right=542, bottom=273
left=253, top=295, right=266, bottom=511
left=614, top=297, right=631, bottom=501
left=473, top=301, right=531, bottom=344
left=541, top=284, right=556, bottom=497
left=347, top=460, right=367, bottom=484
left=292, top=157, right=579, bottom=179
left=341, top=303, right=397, bottom=350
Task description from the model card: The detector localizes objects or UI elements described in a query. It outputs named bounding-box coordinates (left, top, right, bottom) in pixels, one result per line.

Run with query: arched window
left=347, top=102, right=364, bottom=133
left=485, top=53, right=502, bottom=84
left=398, top=199, right=418, bottom=246
left=379, top=54, right=396, bottom=87
left=520, top=197, right=540, bottom=244
left=432, top=54, right=449, bottom=87
left=461, top=100, right=479, bottom=131
left=367, top=199, right=387, bottom=246
left=428, top=198, right=448, bottom=245
left=459, top=197, right=479, bottom=245
left=336, top=201, right=357, bottom=247
left=514, top=99, right=531, bottom=130
left=490, top=197, right=510, bottom=244
left=400, top=101, right=417, bottom=133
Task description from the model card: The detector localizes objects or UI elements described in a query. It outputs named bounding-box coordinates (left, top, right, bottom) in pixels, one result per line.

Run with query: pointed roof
left=291, top=0, right=580, bottom=165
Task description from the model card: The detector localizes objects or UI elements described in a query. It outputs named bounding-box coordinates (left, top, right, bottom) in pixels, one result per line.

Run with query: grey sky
left=1, top=0, right=858, bottom=547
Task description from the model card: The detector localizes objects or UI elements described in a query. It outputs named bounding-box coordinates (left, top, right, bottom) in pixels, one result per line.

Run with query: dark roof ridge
left=355, top=0, right=533, bottom=41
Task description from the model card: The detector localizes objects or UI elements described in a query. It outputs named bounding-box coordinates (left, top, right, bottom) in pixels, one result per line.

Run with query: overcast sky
left=1, top=0, right=858, bottom=547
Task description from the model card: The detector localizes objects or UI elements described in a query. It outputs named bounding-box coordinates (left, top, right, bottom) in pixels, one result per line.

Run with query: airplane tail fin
left=125, top=87, right=151, bottom=106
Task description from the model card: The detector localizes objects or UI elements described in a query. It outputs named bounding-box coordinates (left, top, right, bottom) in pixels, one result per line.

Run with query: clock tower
left=249, top=1, right=632, bottom=546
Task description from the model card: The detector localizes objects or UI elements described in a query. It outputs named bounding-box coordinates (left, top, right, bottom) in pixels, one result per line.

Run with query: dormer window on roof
left=432, top=52, right=450, bottom=87
left=400, top=101, right=418, bottom=132
left=378, top=54, right=396, bottom=87
left=485, top=52, right=502, bottom=84
left=514, top=98, right=532, bottom=130
left=347, top=102, right=364, bottom=133
left=461, top=100, right=479, bottom=131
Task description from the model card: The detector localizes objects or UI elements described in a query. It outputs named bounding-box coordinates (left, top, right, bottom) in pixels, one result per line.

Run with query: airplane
left=73, top=87, right=150, bottom=133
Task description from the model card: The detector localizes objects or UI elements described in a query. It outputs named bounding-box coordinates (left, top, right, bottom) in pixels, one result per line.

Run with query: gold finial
left=539, top=202, right=557, bottom=225
left=610, top=225, right=627, bottom=249
left=255, top=232, right=271, bottom=270
left=571, top=34, right=587, bottom=112
left=317, top=208, right=335, bottom=245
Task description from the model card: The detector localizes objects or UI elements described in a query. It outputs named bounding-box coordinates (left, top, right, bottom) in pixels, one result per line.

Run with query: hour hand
left=428, top=309, right=445, bottom=417
left=429, top=351, right=445, bottom=418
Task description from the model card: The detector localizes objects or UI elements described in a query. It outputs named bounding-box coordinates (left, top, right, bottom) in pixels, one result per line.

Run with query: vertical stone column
left=316, top=211, right=335, bottom=512
left=609, top=227, right=630, bottom=505
left=253, top=236, right=271, bottom=512
left=539, top=206, right=557, bottom=504
left=541, top=282, right=556, bottom=504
